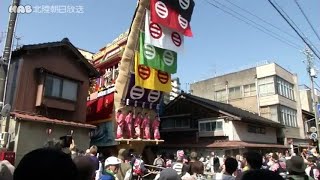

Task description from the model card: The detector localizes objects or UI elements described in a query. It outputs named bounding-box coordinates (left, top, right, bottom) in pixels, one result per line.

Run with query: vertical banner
left=135, top=52, right=172, bottom=92
left=140, top=32, right=177, bottom=74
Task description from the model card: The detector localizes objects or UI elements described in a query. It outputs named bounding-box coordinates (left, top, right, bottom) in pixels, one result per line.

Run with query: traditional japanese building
left=2, top=38, right=99, bottom=165
left=158, top=93, right=287, bottom=157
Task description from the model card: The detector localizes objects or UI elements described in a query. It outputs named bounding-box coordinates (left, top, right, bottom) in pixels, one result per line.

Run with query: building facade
left=1, top=38, right=99, bottom=165
left=158, top=93, right=286, bottom=157
left=190, top=63, right=307, bottom=149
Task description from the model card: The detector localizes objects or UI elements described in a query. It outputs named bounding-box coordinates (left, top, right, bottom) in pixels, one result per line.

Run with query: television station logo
left=8, top=4, right=84, bottom=14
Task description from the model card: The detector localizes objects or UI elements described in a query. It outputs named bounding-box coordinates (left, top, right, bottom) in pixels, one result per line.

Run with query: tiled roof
left=167, top=93, right=284, bottom=128
left=11, top=111, right=96, bottom=129
left=11, top=38, right=100, bottom=78
left=161, top=140, right=289, bottom=149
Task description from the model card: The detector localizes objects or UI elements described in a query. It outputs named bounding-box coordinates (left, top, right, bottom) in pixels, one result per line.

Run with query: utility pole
left=304, top=47, right=320, bottom=150
left=1, top=0, right=20, bottom=148
left=0, top=0, right=21, bottom=106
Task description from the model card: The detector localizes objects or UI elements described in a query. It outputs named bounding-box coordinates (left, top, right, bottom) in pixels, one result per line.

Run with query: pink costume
left=152, top=117, right=160, bottom=140
left=141, top=115, right=150, bottom=139
left=134, top=114, right=142, bottom=139
left=116, top=111, right=125, bottom=139
left=125, top=112, right=133, bottom=139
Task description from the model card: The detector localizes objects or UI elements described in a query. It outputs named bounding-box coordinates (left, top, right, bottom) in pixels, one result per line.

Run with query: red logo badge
left=157, top=70, right=169, bottom=84
left=138, top=65, right=151, bottom=80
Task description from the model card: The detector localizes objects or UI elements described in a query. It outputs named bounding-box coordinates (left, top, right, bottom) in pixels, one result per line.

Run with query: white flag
left=145, top=10, right=184, bottom=53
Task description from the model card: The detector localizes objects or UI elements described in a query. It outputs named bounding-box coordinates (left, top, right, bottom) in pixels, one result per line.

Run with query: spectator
left=153, top=153, right=165, bottom=168
left=116, top=149, right=132, bottom=180
left=242, top=151, right=263, bottom=170
left=306, top=156, right=320, bottom=180
left=269, top=153, right=286, bottom=178
left=101, top=156, right=121, bottom=180
left=159, top=168, right=181, bottom=180
left=212, top=157, right=238, bottom=180
left=13, top=148, right=78, bottom=180
left=88, top=145, right=99, bottom=170
left=235, top=151, right=262, bottom=180
left=241, top=169, right=283, bottom=180
left=73, top=156, right=96, bottom=180
left=172, top=150, right=186, bottom=176
left=190, top=160, right=205, bottom=179
left=0, top=160, right=15, bottom=180
left=286, top=156, right=313, bottom=180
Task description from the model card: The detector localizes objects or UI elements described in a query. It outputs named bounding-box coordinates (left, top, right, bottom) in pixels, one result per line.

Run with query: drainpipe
left=255, top=76, right=261, bottom=115
left=225, top=81, right=229, bottom=104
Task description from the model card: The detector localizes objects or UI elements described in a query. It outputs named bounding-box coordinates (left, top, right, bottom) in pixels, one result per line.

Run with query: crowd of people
left=1, top=139, right=320, bottom=180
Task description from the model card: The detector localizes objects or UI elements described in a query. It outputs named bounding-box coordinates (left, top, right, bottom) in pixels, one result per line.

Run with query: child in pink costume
left=134, top=112, right=142, bottom=139
left=141, top=113, right=151, bottom=140
left=116, top=110, right=125, bottom=139
left=125, top=111, right=133, bottom=139
left=152, top=116, right=161, bottom=140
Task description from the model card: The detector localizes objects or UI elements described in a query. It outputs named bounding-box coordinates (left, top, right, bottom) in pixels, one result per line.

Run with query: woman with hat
left=101, top=156, right=121, bottom=180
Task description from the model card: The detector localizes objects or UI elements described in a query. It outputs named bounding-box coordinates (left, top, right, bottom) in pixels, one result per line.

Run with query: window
left=44, top=75, right=78, bottom=101
left=243, top=84, right=256, bottom=97
left=248, top=125, right=266, bottom=134
left=280, top=106, right=297, bottom=127
left=260, top=106, right=278, bottom=122
left=229, top=86, right=241, bottom=99
left=175, top=119, right=190, bottom=128
left=215, top=90, right=227, bottom=102
left=258, top=76, right=275, bottom=96
left=161, top=119, right=190, bottom=129
left=199, top=120, right=223, bottom=132
left=277, top=77, right=294, bottom=100
left=161, top=119, right=175, bottom=129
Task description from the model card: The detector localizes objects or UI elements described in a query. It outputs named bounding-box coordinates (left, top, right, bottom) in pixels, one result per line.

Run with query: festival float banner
left=125, top=74, right=162, bottom=109
left=150, top=0, right=193, bottom=37
left=139, top=32, right=177, bottom=74
left=145, top=10, right=184, bottom=53
left=86, top=92, right=114, bottom=122
left=158, top=0, right=195, bottom=22
left=134, top=52, right=172, bottom=92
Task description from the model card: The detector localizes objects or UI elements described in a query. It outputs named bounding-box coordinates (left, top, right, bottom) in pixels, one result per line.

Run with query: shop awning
left=160, top=141, right=289, bottom=149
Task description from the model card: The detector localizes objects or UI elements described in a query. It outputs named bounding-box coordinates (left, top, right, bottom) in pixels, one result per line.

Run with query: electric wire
left=294, top=0, right=320, bottom=43
left=267, top=0, right=320, bottom=60
left=224, top=0, right=300, bottom=41
left=273, top=0, right=320, bottom=56
left=203, top=0, right=302, bottom=50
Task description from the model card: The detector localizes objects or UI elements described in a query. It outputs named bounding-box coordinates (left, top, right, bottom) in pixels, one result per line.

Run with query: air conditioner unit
left=0, top=132, right=9, bottom=143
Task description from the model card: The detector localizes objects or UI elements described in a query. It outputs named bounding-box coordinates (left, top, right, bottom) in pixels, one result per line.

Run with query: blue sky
left=1, top=0, right=320, bottom=91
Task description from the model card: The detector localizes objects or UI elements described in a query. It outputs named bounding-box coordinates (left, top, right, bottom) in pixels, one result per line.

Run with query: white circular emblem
left=155, top=1, right=168, bottom=19
left=179, top=0, right=190, bottom=10
left=148, top=90, right=161, bottom=103
left=144, top=44, right=156, bottom=60
left=130, top=86, right=145, bottom=100
left=178, top=15, right=188, bottom=29
left=163, top=50, right=174, bottom=66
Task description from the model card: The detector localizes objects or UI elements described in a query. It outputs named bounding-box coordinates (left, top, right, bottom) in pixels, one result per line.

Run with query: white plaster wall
left=230, top=121, right=277, bottom=143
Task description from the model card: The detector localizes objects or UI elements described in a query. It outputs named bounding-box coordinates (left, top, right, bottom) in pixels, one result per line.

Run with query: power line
left=267, top=0, right=320, bottom=60
left=293, top=0, right=320, bottom=43
left=224, top=0, right=300, bottom=41
left=272, top=0, right=320, bottom=56
left=203, top=0, right=302, bottom=50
